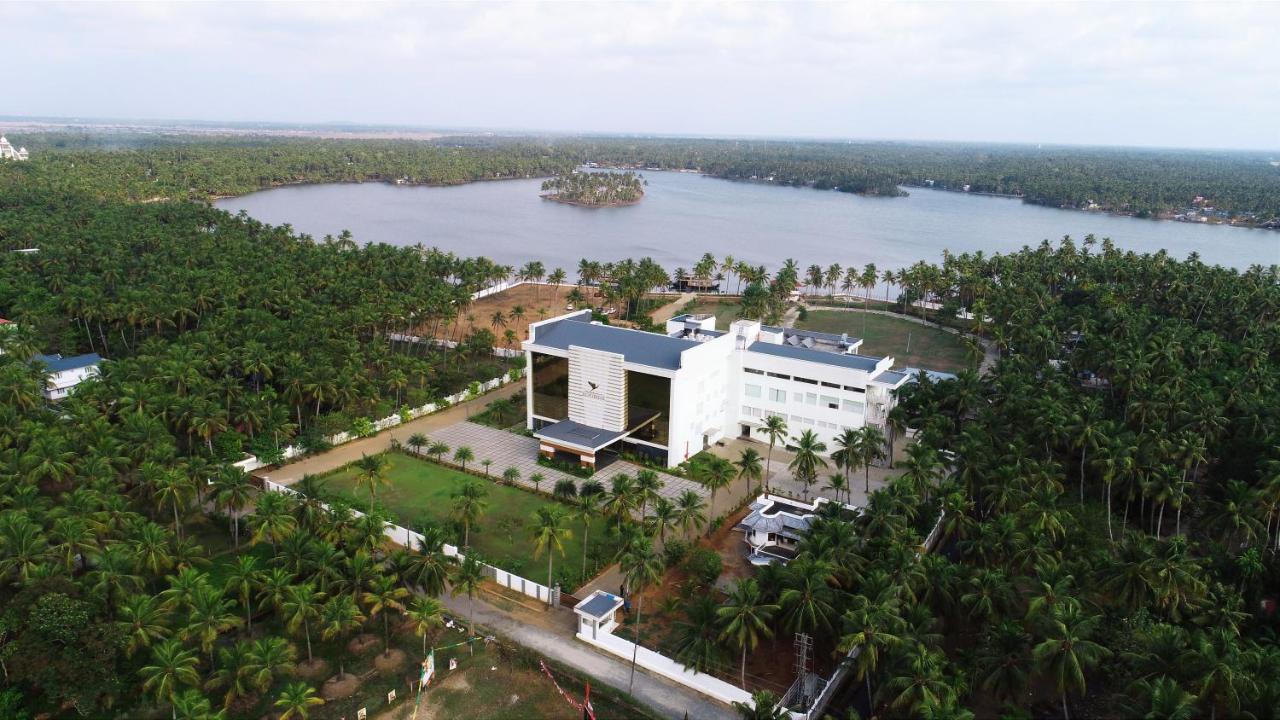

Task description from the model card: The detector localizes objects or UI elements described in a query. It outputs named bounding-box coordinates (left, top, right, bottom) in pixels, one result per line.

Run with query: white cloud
left=5, top=1, right=1278, bottom=149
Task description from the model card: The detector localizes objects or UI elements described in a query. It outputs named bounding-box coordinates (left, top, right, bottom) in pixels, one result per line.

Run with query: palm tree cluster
left=540, top=171, right=645, bottom=206
left=0, top=191, right=524, bottom=466
left=756, top=237, right=1278, bottom=718
left=573, top=257, right=670, bottom=320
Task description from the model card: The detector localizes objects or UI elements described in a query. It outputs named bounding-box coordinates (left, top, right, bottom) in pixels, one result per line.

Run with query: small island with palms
left=540, top=171, right=646, bottom=207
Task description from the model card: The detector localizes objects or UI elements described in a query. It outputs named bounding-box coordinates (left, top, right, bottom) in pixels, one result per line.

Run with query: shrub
left=662, top=539, right=690, bottom=568
left=211, top=430, right=246, bottom=462
left=683, top=547, right=723, bottom=587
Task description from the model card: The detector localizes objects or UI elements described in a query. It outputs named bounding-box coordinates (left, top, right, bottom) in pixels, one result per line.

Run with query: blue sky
left=7, top=1, right=1279, bottom=150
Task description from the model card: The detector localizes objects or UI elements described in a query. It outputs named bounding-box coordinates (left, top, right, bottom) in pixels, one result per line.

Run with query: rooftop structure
left=573, top=590, right=624, bottom=640
left=523, top=309, right=937, bottom=470
left=33, top=353, right=102, bottom=400
left=736, top=494, right=857, bottom=565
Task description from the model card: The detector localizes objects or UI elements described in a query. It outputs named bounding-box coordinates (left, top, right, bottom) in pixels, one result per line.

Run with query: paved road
left=439, top=590, right=737, bottom=720
left=264, top=382, right=525, bottom=485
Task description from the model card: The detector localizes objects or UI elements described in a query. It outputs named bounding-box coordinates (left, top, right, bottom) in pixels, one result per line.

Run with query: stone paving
left=425, top=421, right=712, bottom=506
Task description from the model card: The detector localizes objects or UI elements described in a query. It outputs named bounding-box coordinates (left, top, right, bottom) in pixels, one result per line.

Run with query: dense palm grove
left=750, top=240, right=1279, bottom=718
left=0, top=137, right=1277, bottom=719
left=540, top=171, right=645, bottom=206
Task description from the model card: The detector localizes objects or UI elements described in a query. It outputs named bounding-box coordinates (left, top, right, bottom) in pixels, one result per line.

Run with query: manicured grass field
left=320, top=453, right=609, bottom=586
left=796, top=309, right=974, bottom=373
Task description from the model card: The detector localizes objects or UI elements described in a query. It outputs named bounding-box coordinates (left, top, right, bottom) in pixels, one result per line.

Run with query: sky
left=7, top=1, right=1279, bottom=150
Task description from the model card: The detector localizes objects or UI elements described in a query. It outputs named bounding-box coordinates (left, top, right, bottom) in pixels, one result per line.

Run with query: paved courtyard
left=425, top=422, right=723, bottom=511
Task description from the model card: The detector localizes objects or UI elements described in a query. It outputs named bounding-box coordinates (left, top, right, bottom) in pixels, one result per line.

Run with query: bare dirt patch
left=429, top=284, right=580, bottom=347
left=322, top=672, right=362, bottom=700
left=347, top=633, right=380, bottom=656
left=373, top=648, right=408, bottom=674
left=295, top=657, right=331, bottom=680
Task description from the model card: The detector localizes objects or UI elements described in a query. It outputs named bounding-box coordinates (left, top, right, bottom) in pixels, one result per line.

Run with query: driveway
left=264, top=383, right=525, bottom=485
left=438, top=589, right=737, bottom=720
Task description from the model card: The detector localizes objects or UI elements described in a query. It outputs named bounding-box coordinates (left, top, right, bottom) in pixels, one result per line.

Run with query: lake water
left=216, top=171, right=1277, bottom=274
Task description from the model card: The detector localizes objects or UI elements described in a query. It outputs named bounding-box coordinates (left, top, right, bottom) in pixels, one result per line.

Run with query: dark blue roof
left=746, top=342, right=882, bottom=372
left=534, top=419, right=628, bottom=450
left=576, top=591, right=623, bottom=619
left=530, top=315, right=696, bottom=371
left=871, top=370, right=908, bottom=385
left=33, top=353, right=101, bottom=373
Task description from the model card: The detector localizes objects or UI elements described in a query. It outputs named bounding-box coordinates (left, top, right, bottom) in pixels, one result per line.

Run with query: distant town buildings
left=0, top=136, right=28, bottom=161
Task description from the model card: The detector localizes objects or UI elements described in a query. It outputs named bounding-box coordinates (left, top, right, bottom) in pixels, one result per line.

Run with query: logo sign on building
left=567, top=346, right=627, bottom=431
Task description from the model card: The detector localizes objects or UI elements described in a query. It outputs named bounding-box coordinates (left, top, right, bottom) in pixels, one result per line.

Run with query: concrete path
left=425, top=422, right=719, bottom=509
left=264, top=383, right=525, bottom=485
left=648, top=292, right=697, bottom=323
left=439, top=589, right=737, bottom=720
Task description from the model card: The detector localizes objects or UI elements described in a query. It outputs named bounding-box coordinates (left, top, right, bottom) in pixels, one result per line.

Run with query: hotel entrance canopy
left=534, top=419, right=630, bottom=453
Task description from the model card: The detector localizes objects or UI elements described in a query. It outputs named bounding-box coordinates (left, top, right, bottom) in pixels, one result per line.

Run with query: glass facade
left=626, top=370, right=670, bottom=446
left=531, top=352, right=569, bottom=420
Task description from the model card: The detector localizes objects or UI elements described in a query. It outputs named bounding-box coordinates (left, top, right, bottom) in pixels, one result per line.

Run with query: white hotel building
left=522, top=309, right=923, bottom=470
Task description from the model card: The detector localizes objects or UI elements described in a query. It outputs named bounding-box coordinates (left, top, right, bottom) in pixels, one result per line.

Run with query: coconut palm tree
left=281, top=583, right=324, bottom=666
left=450, top=479, right=488, bottom=548
left=838, top=594, right=904, bottom=707
left=405, top=596, right=445, bottom=656
left=428, top=441, right=449, bottom=462
left=408, top=526, right=453, bottom=597
left=634, top=469, right=664, bottom=518
left=182, top=585, right=243, bottom=663
left=244, top=636, right=297, bottom=694
left=697, top=456, right=735, bottom=521
left=452, top=446, right=475, bottom=472
left=719, top=577, right=778, bottom=689
left=319, top=594, right=365, bottom=679
left=1033, top=605, right=1112, bottom=720
left=140, top=639, right=201, bottom=720
left=530, top=507, right=572, bottom=604
left=529, top=472, right=546, bottom=494
left=788, top=430, right=828, bottom=499
left=732, top=690, right=789, bottom=720
left=857, top=425, right=888, bottom=495
left=118, top=593, right=173, bottom=658
left=779, top=556, right=838, bottom=635
left=274, top=682, right=325, bottom=720
left=577, top=492, right=601, bottom=580
left=223, top=555, right=262, bottom=634
left=406, top=432, right=428, bottom=456
left=451, top=554, right=486, bottom=643
left=762, top=416, right=788, bottom=493
left=672, top=595, right=726, bottom=673
left=735, top=447, right=764, bottom=496
left=362, top=574, right=410, bottom=656
left=618, top=536, right=663, bottom=693
left=675, top=489, right=708, bottom=538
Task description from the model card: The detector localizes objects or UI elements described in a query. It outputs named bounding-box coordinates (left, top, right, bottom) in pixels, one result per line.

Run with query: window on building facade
left=842, top=399, right=866, bottom=415
left=531, top=352, right=569, bottom=419
left=769, top=388, right=787, bottom=403
left=795, top=376, right=818, bottom=385
left=767, top=372, right=790, bottom=380
left=627, top=370, right=671, bottom=445
left=821, top=381, right=841, bottom=389
left=744, top=367, right=764, bottom=375
left=843, top=385, right=865, bottom=393
left=821, top=395, right=839, bottom=409
left=745, top=384, right=762, bottom=398
left=805, top=392, right=818, bottom=406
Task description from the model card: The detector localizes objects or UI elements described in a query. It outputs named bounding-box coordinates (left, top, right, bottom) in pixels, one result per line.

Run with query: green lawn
left=795, top=309, right=975, bottom=373
left=320, top=453, right=612, bottom=588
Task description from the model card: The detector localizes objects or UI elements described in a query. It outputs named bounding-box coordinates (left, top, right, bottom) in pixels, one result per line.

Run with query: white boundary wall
left=260, top=478, right=552, bottom=606
left=236, top=363, right=522, bottom=473
left=576, top=630, right=755, bottom=707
